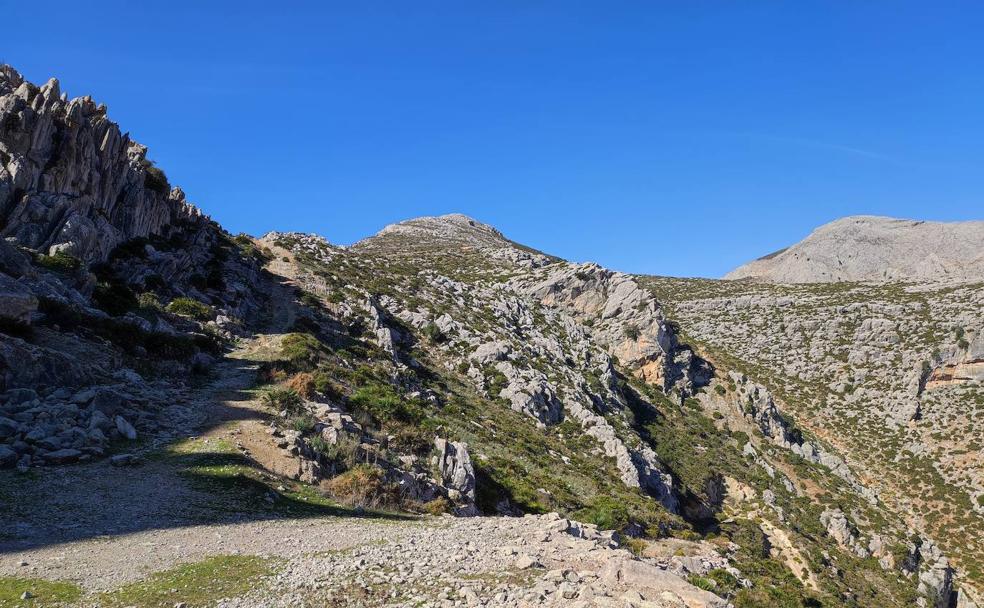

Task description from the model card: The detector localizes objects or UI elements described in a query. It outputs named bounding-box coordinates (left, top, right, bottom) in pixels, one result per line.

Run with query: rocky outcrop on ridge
left=0, top=65, right=198, bottom=265
left=726, top=215, right=984, bottom=284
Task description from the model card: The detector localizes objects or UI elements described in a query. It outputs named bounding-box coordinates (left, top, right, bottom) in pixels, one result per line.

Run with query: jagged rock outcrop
left=926, top=330, right=984, bottom=389
left=0, top=65, right=200, bottom=265
left=917, top=540, right=957, bottom=608
left=517, top=262, right=711, bottom=395
left=726, top=215, right=984, bottom=284
left=820, top=508, right=869, bottom=558
left=433, top=437, right=478, bottom=515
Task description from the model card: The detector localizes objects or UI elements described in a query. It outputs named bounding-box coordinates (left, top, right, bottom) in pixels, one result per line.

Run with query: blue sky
left=5, top=2, right=983, bottom=277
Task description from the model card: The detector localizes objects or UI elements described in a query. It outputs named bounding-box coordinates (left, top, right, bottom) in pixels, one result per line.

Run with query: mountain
left=0, top=65, right=981, bottom=608
left=725, top=215, right=984, bottom=283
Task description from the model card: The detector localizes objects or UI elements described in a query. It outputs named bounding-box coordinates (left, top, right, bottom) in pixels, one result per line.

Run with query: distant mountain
left=725, top=215, right=984, bottom=283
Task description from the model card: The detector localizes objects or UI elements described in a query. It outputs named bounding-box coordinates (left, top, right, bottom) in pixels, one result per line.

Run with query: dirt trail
left=0, top=265, right=395, bottom=592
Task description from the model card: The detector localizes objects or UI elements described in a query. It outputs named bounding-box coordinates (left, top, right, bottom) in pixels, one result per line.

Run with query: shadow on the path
left=0, top=269, right=413, bottom=555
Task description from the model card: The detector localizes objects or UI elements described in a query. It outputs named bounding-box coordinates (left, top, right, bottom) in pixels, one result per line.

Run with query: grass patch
left=0, top=577, right=82, bottom=607
left=35, top=251, right=81, bottom=274
left=99, top=555, right=277, bottom=607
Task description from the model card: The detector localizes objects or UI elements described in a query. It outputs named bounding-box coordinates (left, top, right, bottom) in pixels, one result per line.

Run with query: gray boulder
left=114, top=415, right=137, bottom=440
left=433, top=437, right=477, bottom=515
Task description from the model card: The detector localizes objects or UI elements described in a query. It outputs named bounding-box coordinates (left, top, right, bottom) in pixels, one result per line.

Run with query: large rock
left=433, top=437, right=477, bottom=515
left=0, top=274, right=36, bottom=324
left=598, top=556, right=729, bottom=607
left=0, top=65, right=201, bottom=265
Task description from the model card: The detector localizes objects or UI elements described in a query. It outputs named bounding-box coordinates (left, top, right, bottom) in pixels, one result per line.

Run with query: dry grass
left=326, top=465, right=401, bottom=510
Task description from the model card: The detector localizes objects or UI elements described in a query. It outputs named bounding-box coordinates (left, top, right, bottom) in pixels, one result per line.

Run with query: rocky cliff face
left=0, top=65, right=198, bottom=265
left=726, top=215, right=984, bottom=284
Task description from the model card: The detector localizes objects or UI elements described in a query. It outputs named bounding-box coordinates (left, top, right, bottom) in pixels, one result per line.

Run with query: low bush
left=422, top=322, right=447, bottom=344
left=166, top=297, right=213, bottom=321
left=578, top=496, right=630, bottom=531
left=143, top=163, right=170, bottom=195
left=326, top=464, right=399, bottom=509
left=93, top=280, right=139, bottom=316
left=285, top=372, right=317, bottom=399
left=279, top=333, right=325, bottom=370
left=289, top=414, right=315, bottom=433
left=349, top=382, right=424, bottom=425
left=422, top=496, right=451, bottom=515
left=37, top=250, right=81, bottom=274
left=262, top=387, right=304, bottom=415
left=313, top=371, right=342, bottom=400
left=137, top=292, right=163, bottom=311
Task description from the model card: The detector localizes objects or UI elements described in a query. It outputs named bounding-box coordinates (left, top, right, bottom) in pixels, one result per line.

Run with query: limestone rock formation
left=433, top=437, right=478, bottom=514
left=0, top=65, right=199, bottom=265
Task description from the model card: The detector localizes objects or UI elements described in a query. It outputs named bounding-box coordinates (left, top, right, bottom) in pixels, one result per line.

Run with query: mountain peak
left=726, top=215, right=984, bottom=284
left=372, top=213, right=506, bottom=244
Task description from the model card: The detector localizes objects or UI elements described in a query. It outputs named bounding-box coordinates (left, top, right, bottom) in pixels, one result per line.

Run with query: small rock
left=43, top=448, right=82, bottom=464
left=114, top=415, right=137, bottom=440
left=110, top=454, right=138, bottom=467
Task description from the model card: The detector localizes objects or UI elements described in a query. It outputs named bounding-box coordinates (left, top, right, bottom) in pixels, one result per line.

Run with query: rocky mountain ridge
left=0, top=65, right=979, bottom=608
left=726, top=215, right=984, bottom=284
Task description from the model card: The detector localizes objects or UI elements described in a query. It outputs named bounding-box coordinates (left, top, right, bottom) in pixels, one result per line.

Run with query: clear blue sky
left=5, top=2, right=983, bottom=277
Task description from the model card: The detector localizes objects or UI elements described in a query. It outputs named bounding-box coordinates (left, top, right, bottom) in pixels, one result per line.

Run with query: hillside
left=0, top=65, right=979, bottom=608
left=725, top=215, right=984, bottom=284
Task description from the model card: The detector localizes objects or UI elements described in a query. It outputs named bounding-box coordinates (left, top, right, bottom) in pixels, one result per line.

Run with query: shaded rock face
left=726, top=215, right=984, bottom=284
left=0, top=65, right=199, bottom=265
left=916, top=540, right=958, bottom=608
left=0, top=273, right=37, bottom=323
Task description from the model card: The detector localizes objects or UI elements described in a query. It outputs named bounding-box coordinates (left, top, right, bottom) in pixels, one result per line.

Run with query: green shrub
left=137, top=292, right=163, bottom=311
left=313, top=371, right=342, bottom=399
left=37, top=251, right=81, bottom=274
left=624, top=323, right=641, bottom=341
left=143, top=163, right=170, bottom=195
left=714, top=384, right=727, bottom=396
left=279, top=333, right=325, bottom=370
left=289, top=414, right=315, bottom=433
left=166, top=297, right=213, bottom=321
left=262, top=387, right=304, bottom=415
left=349, top=382, right=424, bottom=425
left=687, top=574, right=716, bottom=591
left=422, top=322, right=447, bottom=344
left=422, top=496, right=451, bottom=515
left=307, top=435, right=332, bottom=456
left=579, top=496, right=630, bottom=531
